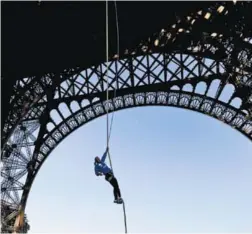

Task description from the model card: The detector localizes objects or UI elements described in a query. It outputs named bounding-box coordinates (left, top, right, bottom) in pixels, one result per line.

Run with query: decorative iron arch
left=2, top=52, right=252, bottom=232
left=39, top=90, right=251, bottom=166
left=1, top=2, right=252, bottom=233
left=3, top=1, right=252, bottom=147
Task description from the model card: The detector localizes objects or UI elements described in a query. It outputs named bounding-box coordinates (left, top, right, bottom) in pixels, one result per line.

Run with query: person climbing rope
left=94, top=147, right=123, bottom=204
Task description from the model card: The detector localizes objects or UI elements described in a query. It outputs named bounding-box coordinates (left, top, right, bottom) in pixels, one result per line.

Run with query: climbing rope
left=105, top=1, right=128, bottom=233
left=105, top=0, right=114, bottom=173
left=105, top=0, right=120, bottom=174
left=122, top=201, right=128, bottom=233
left=108, top=0, right=120, bottom=143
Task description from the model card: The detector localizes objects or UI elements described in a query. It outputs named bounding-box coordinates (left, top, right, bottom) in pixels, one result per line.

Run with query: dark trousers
left=105, top=172, right=121, bottom=200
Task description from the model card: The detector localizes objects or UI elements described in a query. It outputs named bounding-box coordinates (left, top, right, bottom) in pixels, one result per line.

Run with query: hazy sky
left=26, top=106, right=252, bottom=233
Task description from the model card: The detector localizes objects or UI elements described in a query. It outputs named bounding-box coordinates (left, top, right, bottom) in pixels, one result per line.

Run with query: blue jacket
left=94, top=149, right=112, bottom=176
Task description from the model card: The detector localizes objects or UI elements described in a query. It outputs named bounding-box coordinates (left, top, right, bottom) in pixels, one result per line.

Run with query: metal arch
left=3, top=96, right=251, bottom=232
left=1, top=2, right=252, bottom=230
left=2, top=2, right=252, bottom=147
left=37, top=91, right=252, bottom=166
left=1, top=51, right=252, bottom=232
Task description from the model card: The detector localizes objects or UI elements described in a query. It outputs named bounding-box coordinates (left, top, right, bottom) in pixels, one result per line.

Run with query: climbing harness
left=105, top=1, right=128, bottom=233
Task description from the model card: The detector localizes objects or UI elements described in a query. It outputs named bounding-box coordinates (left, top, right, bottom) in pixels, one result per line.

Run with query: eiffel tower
left=1, top=1, right=252, bottom=233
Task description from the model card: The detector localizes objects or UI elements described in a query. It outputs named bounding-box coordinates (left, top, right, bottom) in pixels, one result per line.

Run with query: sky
left=25, top=105, right=252, bottom=233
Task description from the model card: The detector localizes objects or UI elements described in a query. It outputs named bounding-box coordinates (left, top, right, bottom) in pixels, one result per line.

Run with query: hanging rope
left=107, top=0, right=120, bottom=175
left=108, top=0, right=120, bottom=143
left=105, top=0, right=115, bottom=174
left=122, top=201, right=128, bottom=233
left=105, top=0, right=120, bottom=174
left=105, top=1, right=128, bottom=233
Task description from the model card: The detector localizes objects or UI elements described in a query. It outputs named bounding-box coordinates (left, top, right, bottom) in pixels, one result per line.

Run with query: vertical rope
left=105, top=3, right=128, bottom=233
left=108, top=0, right=120, bottom=142
left=105, top=0, right=114, bottom=173
left=123, top=201, right=128, bottom=233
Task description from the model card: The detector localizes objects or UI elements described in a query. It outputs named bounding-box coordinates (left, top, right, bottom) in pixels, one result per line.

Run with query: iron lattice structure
left=1, top=2, right=252, bottom=232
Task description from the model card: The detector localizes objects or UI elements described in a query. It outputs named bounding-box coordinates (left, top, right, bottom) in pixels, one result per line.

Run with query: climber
left=94, top=147, right=123, bottom=204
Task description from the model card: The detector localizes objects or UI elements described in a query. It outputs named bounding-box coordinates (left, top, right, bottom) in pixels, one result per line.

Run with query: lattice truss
left=1, top=121, right=39, bottom=232
left=1, top=1, right=252, bottom=232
